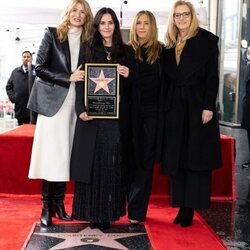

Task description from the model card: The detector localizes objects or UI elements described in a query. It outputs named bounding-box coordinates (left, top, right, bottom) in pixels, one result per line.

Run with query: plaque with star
left=85, top=63, right=119, bottom=119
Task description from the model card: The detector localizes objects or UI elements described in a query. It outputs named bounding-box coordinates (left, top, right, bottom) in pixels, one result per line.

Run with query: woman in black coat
left=127, top=10, right=164, bottom=225
left=161, top=0, right=222, bottom=227
left=70, top=7, right=134, bottom=230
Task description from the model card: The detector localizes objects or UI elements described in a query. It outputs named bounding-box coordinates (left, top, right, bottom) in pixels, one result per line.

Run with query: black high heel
left=40, top=180, right=53, bottom=227
left=173, top=207, right=185, bottom=224
left=53, top=200, right=72, bottom=221
left=40, top=201, right=52, bottom=227
left=180, top=208, right=194, bottom=227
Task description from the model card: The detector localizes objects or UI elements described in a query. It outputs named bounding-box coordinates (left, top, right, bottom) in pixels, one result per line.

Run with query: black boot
left=181, top=207, right=194, bottom=227
left=40, top=201, right=52, bottom=227
left=53, top=182, right=71, bottom=221
left=173, top=207, right=185, bottom=224
left=40, top=180, right=53, bottom=227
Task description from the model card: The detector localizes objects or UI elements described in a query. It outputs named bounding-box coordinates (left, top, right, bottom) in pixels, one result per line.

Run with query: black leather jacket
left=27, top=27, right=84, bottom=117
left=35, top=27, right=72, bottom=88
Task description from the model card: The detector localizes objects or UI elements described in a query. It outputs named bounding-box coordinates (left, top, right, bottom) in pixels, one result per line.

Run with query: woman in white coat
left=27, top=0, right=93, bottom=227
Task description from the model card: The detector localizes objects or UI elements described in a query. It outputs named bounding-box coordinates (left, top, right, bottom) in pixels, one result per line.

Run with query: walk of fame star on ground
left=34, top=226, right=146, bottom=250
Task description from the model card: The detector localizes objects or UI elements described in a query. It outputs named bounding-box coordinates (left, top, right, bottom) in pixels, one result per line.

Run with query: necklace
left=177, top=38, right=185, bottom=45
left=103, top=46, right=112, bottom=61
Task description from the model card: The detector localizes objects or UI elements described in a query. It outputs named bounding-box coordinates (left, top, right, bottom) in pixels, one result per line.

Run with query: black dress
left=71, top=45, right=134, bottom=223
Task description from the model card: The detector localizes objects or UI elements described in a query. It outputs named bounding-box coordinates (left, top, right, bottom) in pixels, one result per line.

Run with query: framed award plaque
left=84, top=63, right=120, bottom=119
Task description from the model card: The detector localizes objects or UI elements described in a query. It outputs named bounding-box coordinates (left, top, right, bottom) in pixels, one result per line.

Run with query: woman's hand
left=69, top=65, right=85, bottom=82
left=202, top=110, right=213, bottom=124
left=117, top=65, right=129, bottom=78
left=79, top=112, right=93, bottom=121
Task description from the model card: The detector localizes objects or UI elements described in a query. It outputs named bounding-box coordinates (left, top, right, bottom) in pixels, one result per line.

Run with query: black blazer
left=27, top=27, right=84, bottom=117
left=130, top=45, right=165, bottom=167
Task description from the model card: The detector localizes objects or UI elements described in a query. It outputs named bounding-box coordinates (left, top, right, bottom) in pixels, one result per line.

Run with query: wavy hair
left=86, top=7, right=125, bottom=62
left=57, top=0, right=93, bottom=42
left=165, top=0, right=199, bottom=48
left=129, top=10, right=162, bottom=64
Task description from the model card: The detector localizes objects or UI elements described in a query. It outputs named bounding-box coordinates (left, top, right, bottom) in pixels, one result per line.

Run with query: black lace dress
left=71, top=46, right=134, bottom=223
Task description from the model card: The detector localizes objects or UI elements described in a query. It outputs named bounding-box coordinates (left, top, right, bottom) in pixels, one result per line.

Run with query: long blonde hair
left=57, top=0, right=93, bottom=42
left=129, top=10, right=162, bottom=64
left=165, top=0, right=199, bottom=48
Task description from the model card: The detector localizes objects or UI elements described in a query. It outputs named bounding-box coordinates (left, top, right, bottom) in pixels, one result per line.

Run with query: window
left=217, top=0, right=241, bottom=124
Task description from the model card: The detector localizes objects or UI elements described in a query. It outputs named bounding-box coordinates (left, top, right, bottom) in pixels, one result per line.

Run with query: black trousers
left=170, top=168, right=212, bottom=209
left=17, top=117, right=30, bottom=125
left=128, top=115, right=157, bottom=221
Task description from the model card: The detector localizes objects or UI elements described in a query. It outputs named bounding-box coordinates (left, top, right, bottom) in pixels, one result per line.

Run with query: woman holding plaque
left=70, top=7, right=134, bottom=230
left=27, top=0, right=93, bottom=227
left=127, top=10, right=164, bottom=225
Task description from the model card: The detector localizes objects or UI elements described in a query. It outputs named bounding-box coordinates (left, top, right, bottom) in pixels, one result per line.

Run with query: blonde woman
left=162, top=0, right=222, bottom=227
left=127, top=10, right=164, bottom=225
left=27, top=0, right=93, bottom=227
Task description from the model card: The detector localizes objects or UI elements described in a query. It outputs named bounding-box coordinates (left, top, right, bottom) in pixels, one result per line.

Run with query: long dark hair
left=86, top=7, right=125, bottom=62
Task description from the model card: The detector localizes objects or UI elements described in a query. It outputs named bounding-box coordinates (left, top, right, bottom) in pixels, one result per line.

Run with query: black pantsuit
left=127, top=45, right=164, bottom=222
